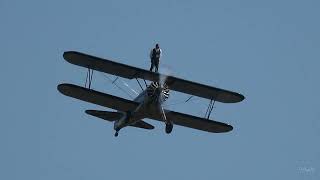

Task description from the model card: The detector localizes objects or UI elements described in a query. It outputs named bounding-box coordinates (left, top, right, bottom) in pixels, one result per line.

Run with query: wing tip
left=224, top=124, right=233, bottom=132
left=216, top=124, right=233, bottom=133
left=63, top=50, right=78, bottom=56
left=237, top=93, right=245, bottom=103
left=85, top=110, right=95, bottom=116
left=63, top=51, right=79, bottom=62
left=57, top=83, right=67, bottom=95
left=224, top=93, right=245, bottom=103
left=212, top=122, right=233, bottom=133
left=57, top=83, right=76, bottom=95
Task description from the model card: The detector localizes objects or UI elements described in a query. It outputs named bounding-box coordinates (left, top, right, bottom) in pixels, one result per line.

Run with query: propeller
left=148, top=65, right=174, bottom=133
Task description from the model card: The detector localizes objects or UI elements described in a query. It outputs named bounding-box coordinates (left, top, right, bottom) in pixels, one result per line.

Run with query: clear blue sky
left=1, top=0, right=319, bottom=179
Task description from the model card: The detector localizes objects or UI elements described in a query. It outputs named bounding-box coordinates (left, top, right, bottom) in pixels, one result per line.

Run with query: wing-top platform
left=63, top=51, right=245, bottom=103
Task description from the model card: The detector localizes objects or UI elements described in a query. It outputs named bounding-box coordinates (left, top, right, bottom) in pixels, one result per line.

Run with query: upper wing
left=149, top=110, right=233, bottom=133
left=63, top=51, right=153, bottom=79
left=63, top=51, right=244, bottom=103
left=58, top=83, right=139, bottom=111
left=165, top=76, right=244, bottom=103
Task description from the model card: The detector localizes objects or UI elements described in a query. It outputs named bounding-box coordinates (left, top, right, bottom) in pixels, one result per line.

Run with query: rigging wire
left=163, top=96, right=212, bottom=118
left=163, top=96, right=199, bottom=107
left=122, top=81, right=139, bottom=95
left=99, top=72, right=136, bottom=99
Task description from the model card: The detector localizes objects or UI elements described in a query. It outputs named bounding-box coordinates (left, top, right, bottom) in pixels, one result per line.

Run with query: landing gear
left=165, top=122, right=173, bottom=134
left=114, top=127, right=120, bottom=137
left=159, top=105, right=173, bottom=134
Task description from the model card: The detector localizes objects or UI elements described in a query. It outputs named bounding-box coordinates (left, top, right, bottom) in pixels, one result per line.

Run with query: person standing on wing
left=149, top=43, right=162, bottom=73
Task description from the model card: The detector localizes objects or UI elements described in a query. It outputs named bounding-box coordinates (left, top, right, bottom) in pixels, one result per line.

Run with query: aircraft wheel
left=165, top=123, right=173, bottom=134
left=115, top=131, right=119, bottom=137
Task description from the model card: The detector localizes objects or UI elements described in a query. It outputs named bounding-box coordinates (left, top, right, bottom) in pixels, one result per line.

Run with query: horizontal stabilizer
left=86, top=110, right=154, bottom=130
left=85, top=110, right=122, bottom=121
left=131, top=120, right=154, bottom=130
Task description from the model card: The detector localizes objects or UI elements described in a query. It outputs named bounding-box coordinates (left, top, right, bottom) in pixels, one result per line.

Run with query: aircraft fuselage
left=113, top=88, right=166, bottom=132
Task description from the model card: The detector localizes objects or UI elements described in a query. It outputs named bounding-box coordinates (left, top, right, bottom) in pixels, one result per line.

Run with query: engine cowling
left=146, top=82, right=170, bottom=102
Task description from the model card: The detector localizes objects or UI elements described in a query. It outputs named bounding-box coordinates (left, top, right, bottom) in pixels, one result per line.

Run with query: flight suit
left=150, top=48, right=161, bottom=73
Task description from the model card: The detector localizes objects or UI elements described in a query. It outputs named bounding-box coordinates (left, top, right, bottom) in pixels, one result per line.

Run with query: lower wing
left=58, top=83, right=139, bottom=111
left=149, top=110, right=233, bottom=133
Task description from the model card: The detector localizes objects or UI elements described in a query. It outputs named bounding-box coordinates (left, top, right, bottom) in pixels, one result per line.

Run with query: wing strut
left=135, top=78, right=148, bottom=92
left=205, top=99, right=216, bottom=119
left=143, top=79, right=148, bottom=88
left=136, top=78, right=144, bottom=91
left=85, top=68, right=94, bottom=89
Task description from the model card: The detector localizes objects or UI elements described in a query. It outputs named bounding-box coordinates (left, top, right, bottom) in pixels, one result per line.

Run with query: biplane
left=58, top=51, right=245, bottom=137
